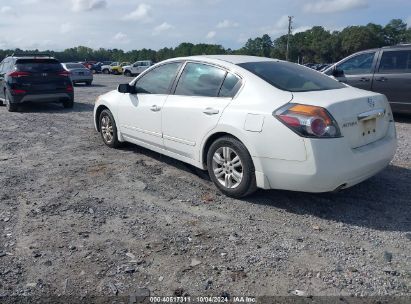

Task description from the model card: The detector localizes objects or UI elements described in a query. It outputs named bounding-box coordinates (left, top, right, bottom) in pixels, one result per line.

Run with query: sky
left=0, top=0, right=410, bottom=51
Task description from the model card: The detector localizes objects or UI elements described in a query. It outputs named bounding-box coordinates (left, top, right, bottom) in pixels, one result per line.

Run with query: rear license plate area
left=361, top=118, right=377, bottom=137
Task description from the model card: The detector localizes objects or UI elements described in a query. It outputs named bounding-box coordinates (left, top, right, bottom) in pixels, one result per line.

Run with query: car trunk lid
left=14, top=59, right=70, bottom=93
left=292, top=87, right=392, bottom=149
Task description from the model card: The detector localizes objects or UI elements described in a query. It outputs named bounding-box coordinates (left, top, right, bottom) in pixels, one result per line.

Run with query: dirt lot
left=0, top=74, right=410, bottom=301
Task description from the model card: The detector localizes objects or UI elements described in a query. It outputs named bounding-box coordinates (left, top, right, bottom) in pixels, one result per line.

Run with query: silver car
left=62, top=63, right=93, bottom=86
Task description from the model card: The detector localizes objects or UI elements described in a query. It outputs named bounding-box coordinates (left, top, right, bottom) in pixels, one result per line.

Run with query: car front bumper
left=254, top=122, right=397, bottom=192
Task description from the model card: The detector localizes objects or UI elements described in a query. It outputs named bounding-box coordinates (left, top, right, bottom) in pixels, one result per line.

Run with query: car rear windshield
left=65, top=63, right=86, bottom=69
left=238, top=61, right=345, bottom=92
left=16, top=59, right=64, bottom=72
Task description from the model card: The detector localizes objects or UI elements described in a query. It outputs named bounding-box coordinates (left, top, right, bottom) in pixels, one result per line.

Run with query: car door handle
left=150, top=105, right=161, bottom=112
left=359, top=77, right=370, bottom=82
left=203, top=108, right=219, bottom=115
left=375, top=77, right=387, bottom=82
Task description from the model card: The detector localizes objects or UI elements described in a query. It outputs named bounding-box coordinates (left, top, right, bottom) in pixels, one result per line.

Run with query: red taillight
left=59, top=71, right=71, bottom=77
left=66, top=85, right=73, bottom=92
left=278, top=115, right=300, bottom=127
left=274, top=103, right=341, bottom=138
left=8, top=71, right=30, bottom=78
left=11, top=89, right=26, bottom=95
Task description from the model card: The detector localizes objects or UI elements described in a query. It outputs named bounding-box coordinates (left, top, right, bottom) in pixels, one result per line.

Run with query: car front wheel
left=99, top=109, right=120, bottom=148
left=207, top=136, right=257, bottom=198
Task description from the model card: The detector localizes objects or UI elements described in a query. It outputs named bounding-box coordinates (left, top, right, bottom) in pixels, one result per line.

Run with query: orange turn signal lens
left=287, top=104, right=332, bottom=125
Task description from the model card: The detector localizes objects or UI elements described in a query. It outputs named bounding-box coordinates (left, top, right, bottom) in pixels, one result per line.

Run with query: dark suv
left=0, top=54, right=74, bottom=112
left=323, top=44, right=411, bottom=114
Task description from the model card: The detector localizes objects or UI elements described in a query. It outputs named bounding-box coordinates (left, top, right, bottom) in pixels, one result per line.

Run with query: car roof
left=186, top=55, right=279, bottom=65
left=159, top=55, right=281, bottom=70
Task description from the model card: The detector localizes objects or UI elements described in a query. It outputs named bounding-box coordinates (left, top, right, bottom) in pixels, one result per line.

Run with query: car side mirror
left=332, top=67, right=344, bottom=77
left=118, top=84, right=136, bottom=94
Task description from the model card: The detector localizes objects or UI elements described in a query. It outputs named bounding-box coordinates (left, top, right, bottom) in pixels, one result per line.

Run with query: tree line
left=0, top=19, right=410, bottom=64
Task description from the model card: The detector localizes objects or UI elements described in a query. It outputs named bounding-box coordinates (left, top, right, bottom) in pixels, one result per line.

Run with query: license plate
left=361, top=118, right=376, bottom=137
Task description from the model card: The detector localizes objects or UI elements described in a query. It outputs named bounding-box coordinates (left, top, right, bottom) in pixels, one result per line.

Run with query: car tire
left=102, top=69, right=109, bottom=74
left=124, top=70, right=132, bottom=77
left=63, top=99, right=74, bottom=109
left=207, top=136, right=257, bottom=198
left=86, top=81, right=92, bottom=86
left=4, top=90, right=18, bottom=112
left=99, top=109, right=121, bottom=148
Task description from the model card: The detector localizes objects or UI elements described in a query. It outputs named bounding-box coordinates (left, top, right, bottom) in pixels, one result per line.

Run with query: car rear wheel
left=99, top=109, right=120, bottom=148
left=207, top=136, right=257, bottom=198
left=86, top=81, right=92, bottom=86
left=4, top=90, right=18, bottom=112
left=124, top=70, right=132, bottom=77
left=63, top=99, right=74, bottom=109
left=102, top=69, right=109, bottom=74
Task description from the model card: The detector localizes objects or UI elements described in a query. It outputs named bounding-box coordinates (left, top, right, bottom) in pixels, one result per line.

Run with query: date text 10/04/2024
left=149, top=296, right=256, bottom=303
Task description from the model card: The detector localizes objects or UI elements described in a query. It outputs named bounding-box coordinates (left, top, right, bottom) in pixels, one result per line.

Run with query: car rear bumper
left=254, top=122, right=397, bottom=192
left=11, top=93, right=74, bottom=104
left=71, top=75, right=93, bottom=82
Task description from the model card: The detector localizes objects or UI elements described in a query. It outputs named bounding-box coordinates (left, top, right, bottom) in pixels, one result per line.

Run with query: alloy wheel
left=212, top=147, right=243, bottom=189
left=101, top=114, right=114, bottom=144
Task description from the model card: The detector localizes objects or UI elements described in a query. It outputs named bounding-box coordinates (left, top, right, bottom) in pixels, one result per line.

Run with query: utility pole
left=286, top=16, right=293, bottom=61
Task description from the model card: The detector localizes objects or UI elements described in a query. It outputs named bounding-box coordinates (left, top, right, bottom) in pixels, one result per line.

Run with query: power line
left=286, top=16, right=294, bottom=61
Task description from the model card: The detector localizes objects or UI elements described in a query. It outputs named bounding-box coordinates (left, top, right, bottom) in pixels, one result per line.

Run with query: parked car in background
left=89, top=62, right=102, bottom=74
left=94, top=55, right=396, bottom=198
left=123, top=60, right=153, bottom=76
left=0, top=53, right=74, bottom=112
left=62, top=63, right=93, bottom=85
left=323, top=44, right=411, bottom=114
left=81, top=61, right=97, bottom=70
left=101, top=62, right=130, bottom=75
left=101, top=62, right=118, bottom=74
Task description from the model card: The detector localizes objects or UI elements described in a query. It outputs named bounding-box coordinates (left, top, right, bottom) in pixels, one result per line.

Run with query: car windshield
left=238, top=61, right=345, bottom=92
left=15, top=59, right=64, bottom=72
left=65, top=63, right=86, bottom=69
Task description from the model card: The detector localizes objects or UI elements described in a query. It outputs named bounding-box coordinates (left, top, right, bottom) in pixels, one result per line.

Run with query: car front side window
left=174, top=62, right=227, bottom=97
left=135, top=62, right=182, bottom=95
left=336, top=52, right=376, bottom=75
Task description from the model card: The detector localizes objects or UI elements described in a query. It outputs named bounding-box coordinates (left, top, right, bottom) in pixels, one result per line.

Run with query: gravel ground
left=0, top=74, right=410, bottom=301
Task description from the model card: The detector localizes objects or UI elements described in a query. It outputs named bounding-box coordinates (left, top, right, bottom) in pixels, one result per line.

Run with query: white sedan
left=93, top=55, right=397, bottom=197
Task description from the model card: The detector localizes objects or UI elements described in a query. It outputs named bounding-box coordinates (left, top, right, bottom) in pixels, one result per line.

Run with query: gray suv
left=323, top=44, right=411, bottom=114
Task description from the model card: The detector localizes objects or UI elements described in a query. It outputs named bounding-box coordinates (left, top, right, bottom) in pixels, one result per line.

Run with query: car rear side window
left=378, top=50, right=411, bottom=73
left=175, top=63, right=227, bottom=97
left=219, top=72, right=241, bottom=97
left=239, top=61, right=345, bottom=92
left=135, top=62, right=182, bottom=94
left=16, top=59, right=64, bottom=72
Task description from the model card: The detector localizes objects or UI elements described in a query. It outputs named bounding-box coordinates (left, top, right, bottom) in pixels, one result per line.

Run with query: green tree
left=384, top=19, right=408, bottom=45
